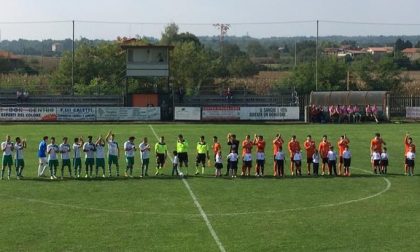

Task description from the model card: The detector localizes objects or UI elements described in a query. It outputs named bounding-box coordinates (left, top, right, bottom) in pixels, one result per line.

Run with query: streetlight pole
left=315, top=20, right=319, bottom=91
left=72, top=20, right=75, bottom=95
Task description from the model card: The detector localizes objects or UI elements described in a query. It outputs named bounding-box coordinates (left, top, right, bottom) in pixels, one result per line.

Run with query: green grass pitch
left=0, top=123, right=419, bottom=251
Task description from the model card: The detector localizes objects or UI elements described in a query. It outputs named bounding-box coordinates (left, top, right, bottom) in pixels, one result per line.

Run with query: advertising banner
left=0, top=107, right=57, bottom=121
left=406, top=107, right=420, bottom=119
left=239, top=107, right=300, bottom=120
left=174, top=107, right=201, bottom=120
left=56, top=107, right=96, bottom=121
left=201, top=106, right=240, bottom=121
left=96, top=107, right=160, bottom=121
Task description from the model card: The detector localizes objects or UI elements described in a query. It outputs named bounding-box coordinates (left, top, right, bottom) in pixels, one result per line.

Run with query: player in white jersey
left=83, top=136, right=96, bottom=178
left=139, top=137, right=151, bottom=177
left=73, top=137, right=83, bottom=178
left=95, top=136, right=106, bottom=178
left=47, top=137, right=60, bottom=180
left=1, top=135, right=14, bottom=180
left=105, top=131, right=120, bottom=177
left=124, top=136, right=136, bottom=177
left=59, top=137, right=72, bottom=179
left=14, top=137, right=26, bottom=179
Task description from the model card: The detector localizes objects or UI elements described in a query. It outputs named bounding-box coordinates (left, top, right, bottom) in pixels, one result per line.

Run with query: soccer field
left=0, top=123, right=419, bottom=251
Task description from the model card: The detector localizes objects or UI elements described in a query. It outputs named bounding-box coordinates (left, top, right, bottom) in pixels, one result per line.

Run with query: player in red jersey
left=404, top=133, right=416, bottom=175
left=337, top=134, right=350, bottom=176
left=370, top=133, right=385, bottom=171
left=241, top=135, right=253, bottom=176
left=304, top=135, right=316, bottom=175
left=253, top=134, right=266, bottom=177
left=287, top=135, right=301, bottom=176
left=272, top=134, right=284, bottom=176
left=318, top=135, right=331, bottom=175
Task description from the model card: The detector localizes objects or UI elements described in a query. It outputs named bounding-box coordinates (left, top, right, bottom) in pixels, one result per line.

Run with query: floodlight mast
left=213, top=23, right=230, bottom=57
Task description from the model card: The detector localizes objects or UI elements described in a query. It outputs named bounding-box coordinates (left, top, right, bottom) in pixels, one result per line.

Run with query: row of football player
left=0, top=131, right=416, bottom=180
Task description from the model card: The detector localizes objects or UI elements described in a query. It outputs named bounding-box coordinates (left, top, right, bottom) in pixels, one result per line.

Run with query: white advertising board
left=174, top=107, right=201, bottom=120
left=240, top=107, right=300, bottom=120
left=96, top=107, right=160, bottom=121
left=0, top=107, right=57, bottom=121
left=202, top=106, right=240, bottom=121
left=56, top=107, right=96, bottom=121
left=406, top=107, right=420, bottom=119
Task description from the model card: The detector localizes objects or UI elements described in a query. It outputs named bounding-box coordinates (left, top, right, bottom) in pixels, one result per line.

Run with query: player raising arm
left=105, top=131, right=120, bottom=177
left=272, top=134, right=284, bottom=176
left=404, top=133, right=416, bottom=175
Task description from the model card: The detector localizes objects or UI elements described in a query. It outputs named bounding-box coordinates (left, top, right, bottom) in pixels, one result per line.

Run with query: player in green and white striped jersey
left=59, top=137, right=72, bottom=179
left=47, top=137, right=59, bottom=180
left=14, top=137, right=26, bottom=180
left=73, top=137, right=83, bottom=178
left=1, top=135, right=14, bottom=180
left=83, top=136, right=96, bottom=178
left=95, top=135, right=106, bottom=178
left=124, top=136, right=136, bottom=178
left=105, top=131, right=120, bottom=177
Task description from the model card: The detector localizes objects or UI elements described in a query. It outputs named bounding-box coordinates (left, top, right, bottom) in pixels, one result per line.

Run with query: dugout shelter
left=308, top=91, right=390, bottom=121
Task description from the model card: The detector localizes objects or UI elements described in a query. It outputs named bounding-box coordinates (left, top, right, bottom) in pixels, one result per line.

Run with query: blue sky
left=2, top=0, right=420, bottom=39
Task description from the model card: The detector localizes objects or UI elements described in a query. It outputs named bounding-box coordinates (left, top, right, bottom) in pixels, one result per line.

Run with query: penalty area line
left=148, top=125, right=226, bottom=252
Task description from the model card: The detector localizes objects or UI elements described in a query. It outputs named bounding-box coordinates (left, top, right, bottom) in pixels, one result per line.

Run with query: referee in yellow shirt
left=155, top=136, right=167, bottom=175
left=196, top=136, right=210, bottom=175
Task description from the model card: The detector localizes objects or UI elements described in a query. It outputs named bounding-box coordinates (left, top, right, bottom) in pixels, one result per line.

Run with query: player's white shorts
left=39, top=157, right=47, bottom=165
left=243, top=153, right=252, bottom=162
left=256, top=152, right=265, bottom=161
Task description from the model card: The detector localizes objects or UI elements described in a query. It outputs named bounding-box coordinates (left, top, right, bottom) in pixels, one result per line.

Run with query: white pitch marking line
left=4, top=195, right=200, bottom=217
left=207, top=168, right=391, bottom=217
left=148, top=125, right=226, bottom=252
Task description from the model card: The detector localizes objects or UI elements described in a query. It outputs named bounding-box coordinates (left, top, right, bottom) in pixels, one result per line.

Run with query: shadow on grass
left=12, top=172, right=413, bottom=182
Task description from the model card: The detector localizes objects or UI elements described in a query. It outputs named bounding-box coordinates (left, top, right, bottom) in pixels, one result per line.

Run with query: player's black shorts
left=243, top=160, right=252, bottom=167
left=257, top=159, right=265, bottom=167
left=178, top=152, right=188, bottom=163
left=343, top=158, right=351, bottom=167
left=294, top=160, right=301, bottom=167
left=215, top=163, right=223, bottom=169
left=196, top=153, right=206, bottom=165
left=322, top=157, right=328, bottom=164
left=307, top=158, right=313, bottom=164
left=156, top=154, right=165, bottom=165
left=407, top=159, right=415, bottom=167
left=339, top=156, right=344, bottom=164
left=276, top=159, right=284, bottom=167
left=228, top=160, right=238, bottom=170
left=381, top=159, right=388, bottom=167
left=373, top=160, right=380, bottom=166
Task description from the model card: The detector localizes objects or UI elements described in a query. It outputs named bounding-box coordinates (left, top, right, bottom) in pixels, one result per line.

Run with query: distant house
left=402, top=48, right=420, bottom=61
left=323, top=47, right=367, bottom=59
left=365, top=47, right=393, bottom=55
left=0, top=50, right=21, bottom=60
left=51, top=43, right=63, bottom=52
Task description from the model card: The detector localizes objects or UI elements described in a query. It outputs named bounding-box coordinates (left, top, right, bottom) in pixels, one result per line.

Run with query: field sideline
left=0, top=123, right=419, bottom=251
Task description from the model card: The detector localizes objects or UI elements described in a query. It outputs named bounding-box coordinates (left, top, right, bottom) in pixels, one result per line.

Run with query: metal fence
left=389, top=95, right=420, bottom=117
